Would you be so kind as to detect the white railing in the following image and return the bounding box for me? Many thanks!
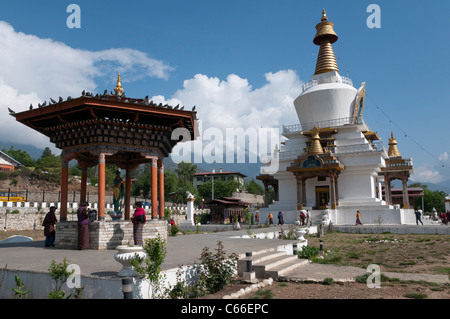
[386,158,413,169]
[334,140,387,155]
[301,76,353,93]
[283,116,365,134]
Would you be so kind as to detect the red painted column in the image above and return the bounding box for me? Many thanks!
[158,159,164,219]
[60,156,69,221]
[98,153,106,220]
[125,168,132,220]
[80,165,87,204]
[151,158,158,219]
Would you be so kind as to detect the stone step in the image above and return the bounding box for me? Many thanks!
[264,256,309,280]
[251,252,305,279]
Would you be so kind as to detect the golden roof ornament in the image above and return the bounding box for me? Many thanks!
[308,126,324,155]
[114,73,124,96]
[388,132,401,157]
[313,9,339,75]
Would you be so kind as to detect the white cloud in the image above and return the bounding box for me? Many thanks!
[0,21,172,151]
[411,166,445,184]
[438,152,449,162]
[166,70,303,164]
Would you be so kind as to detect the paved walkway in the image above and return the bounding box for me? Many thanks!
[0,225,449,285]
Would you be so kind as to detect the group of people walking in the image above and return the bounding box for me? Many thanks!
[265,210,311,226]
[42,201,148,250]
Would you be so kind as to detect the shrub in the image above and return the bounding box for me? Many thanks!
[47,257,74,299]
[196,241,239,294]
[170,224,180,236]
[298,245,320,259]
[131,234,167,298]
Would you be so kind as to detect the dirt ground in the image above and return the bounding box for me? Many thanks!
[202,232,450,300]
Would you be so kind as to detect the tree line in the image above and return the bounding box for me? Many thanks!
[1,147,265,205]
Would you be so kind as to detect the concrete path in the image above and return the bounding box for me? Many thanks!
[0,224,448,285]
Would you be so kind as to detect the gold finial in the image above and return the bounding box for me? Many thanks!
[313,9,339,75]
[308,126,324,155]
[388,132,401,157]
[114,73,124,96]
[321,9,328,21]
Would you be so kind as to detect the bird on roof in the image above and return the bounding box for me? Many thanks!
[42,101,47,107]
[82,90,85,96]
[50,98,57,104]
[192,105,196,111]
[29,104,33,110]
[8,107,15,114]
[174,105,179,110]
[59,97,63,103]
[180,106,184,110]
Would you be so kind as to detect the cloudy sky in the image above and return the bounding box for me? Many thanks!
[0,0,449,184]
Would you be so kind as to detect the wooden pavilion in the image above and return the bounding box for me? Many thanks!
[11,75,198,249]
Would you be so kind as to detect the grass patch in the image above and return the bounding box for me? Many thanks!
[251,290,274,299]
[404,292,428,299]
[435,267,450,276]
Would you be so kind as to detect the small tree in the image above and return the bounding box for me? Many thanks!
[196,241,239,294]
[130,234,167,298]
[11,274,30,299]
[47,257,74,299]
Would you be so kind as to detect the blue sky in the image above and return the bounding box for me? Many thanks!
[0,0,449,184]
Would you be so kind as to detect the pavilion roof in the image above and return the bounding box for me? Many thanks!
[11,91,198,142]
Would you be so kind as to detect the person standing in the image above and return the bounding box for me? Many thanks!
[355,210,363,225]
[268,212,273,225]
[113,170,124,212]
[306,209,311,226]
[415,210,423,225]
[77,202,90,250]
[43,206,57,247]
[131,202,146,246]
[255,211,259,224]
[278,211,284,225]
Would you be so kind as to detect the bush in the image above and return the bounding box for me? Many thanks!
[131,234,167,298]
[197,241,239,294]
[170,224,180,236]
[298,245,320,259]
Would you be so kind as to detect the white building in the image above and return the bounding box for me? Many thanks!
[258,10,415,225]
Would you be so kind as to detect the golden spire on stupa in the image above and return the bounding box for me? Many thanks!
[114,73,124,96]
[313,9,339,75]
[388,132,402,157]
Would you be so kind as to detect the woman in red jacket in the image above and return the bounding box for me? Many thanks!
[131,202,146,246]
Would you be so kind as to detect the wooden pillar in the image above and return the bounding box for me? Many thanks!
[125,168,132,220]
[274,183,279,201]
[98,153,106,220]
[385,175,391,205]
[334,173,339,206]
[158,159,165,219]
[60,156,69,221]
[402,174,410,209]
[263,181,269,208]
[296,175,302,210]
[80,165,87,204]
[151,158,158,219]
[301,177,306,207]
[329,172,336,209]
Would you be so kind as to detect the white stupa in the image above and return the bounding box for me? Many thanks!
[258,10,415,225]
